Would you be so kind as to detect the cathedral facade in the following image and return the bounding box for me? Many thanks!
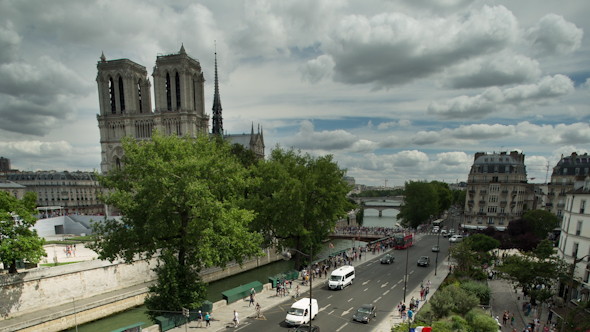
[96,45,264,173]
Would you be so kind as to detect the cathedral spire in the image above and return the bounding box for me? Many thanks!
[211,45,223,136]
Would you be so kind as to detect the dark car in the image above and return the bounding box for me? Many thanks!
[352,304,377,323]
[380,254,394,264]
[417,256,430,266]
[290,325,320,332]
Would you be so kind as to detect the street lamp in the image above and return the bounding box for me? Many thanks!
[283,244,314,329]
[560,252,590,332]
[403,236,410,303]
[435,226,441,276]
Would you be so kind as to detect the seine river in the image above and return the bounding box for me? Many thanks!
[64,202,400,331]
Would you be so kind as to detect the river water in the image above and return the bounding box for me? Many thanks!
[64,202,399,331]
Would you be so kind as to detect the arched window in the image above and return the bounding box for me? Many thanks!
[166,73,172,110]
[109,77,116,114]
[175,72,181,109]
[138,80,143,113]
[118,76,125,112]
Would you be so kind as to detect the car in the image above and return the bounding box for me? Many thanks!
[440,229,448,237]
[417,256,430,266]
[449,235,463,243]
[290,325,321,332]
[448,229,456,236]
[380,254,395,264]
[432,226,439,233]
[432,245,440,252]
[352,304,377,323]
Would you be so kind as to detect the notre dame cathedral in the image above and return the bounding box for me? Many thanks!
[96,45,264,173]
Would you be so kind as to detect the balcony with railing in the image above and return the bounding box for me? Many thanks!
[479,200,486,205]
[557,203,565,207]
[548,192,555,196]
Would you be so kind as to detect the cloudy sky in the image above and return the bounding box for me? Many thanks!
[0,0,589,187]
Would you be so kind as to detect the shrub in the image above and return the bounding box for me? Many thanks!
[469,314,498,332]
[430,288,455,318]
[461,281,491,304]
[451,315,470,332]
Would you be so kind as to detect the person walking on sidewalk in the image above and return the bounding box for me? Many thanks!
[249,292,255,307]
[205,312,211,328]
[197,310,203,328]
[233,310,239,328]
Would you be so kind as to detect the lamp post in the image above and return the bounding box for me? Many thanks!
[283,244,314,329]
[560,253,590,332]
[435,226,441,276]
[403,236,410,303]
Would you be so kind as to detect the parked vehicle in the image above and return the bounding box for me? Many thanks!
[380,254,395,264]
[417,256,430,266]
[329,266,355,290]
[285,298,318,326]
[352,304,377,323]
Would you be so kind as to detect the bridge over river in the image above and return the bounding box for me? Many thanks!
[328,232,396,243]
[351,196,404,217]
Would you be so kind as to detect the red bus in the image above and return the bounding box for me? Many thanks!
[393,233,414,249]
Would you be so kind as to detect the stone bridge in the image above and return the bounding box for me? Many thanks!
[351,196,404,217]
[328,232,395,243]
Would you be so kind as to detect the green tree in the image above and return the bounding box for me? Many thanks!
[89,131,263,315]
[452,189,466,209]
[431,181,453,215]
[522,210,560,239]
[397,181,438,228]
[449,241,475,273]
[447,285,480,316]
[229,142,259,169]
[497,240,567,304]
[356,206,364,227]
[430,287,455,318]
[245,146,353,269]
[464,234,500,253]
[0,191,46,274]
[461,281,491,304]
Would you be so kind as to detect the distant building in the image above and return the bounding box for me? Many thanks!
[0,157,10,171]
[0,172,26,199]
[6,171,105,215]
[343,176,355,187]
[545,152,590,221]
[558,175,590,301]
[463,151,527,231]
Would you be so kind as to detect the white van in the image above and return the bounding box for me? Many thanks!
[328,266,355,290]
[285,298,318,326]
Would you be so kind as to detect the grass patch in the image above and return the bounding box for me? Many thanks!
[45,240,81,245]
[69,235,96,241]
[40,261,83,266]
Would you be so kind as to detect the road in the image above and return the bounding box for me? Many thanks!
[233,229,451,332]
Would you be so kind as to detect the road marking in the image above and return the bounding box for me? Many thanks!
[327,295,333,299]
[348,298,353,302]
[383,290,390,295]
[364,288,369,292]
[374,296,382,302]
[341,307,354,316]
[329,310,335,315]
[319,304,331,312]
[376,280,381,283]
[391,285,397,289]
[336,323,349,331]
[398,279,403,284]
[362,280,370,285]
[409,270,414,275]
[381,282,388,288]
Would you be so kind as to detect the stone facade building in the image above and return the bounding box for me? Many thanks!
[6,171,104,215]
[546,152,590,221]
[462,151,527,231]
[558,175,590,301]
[0,172,26,199]
[96,46,264,173]
[0,157,10,171]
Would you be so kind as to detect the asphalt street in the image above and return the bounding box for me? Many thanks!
[229,231,450,332]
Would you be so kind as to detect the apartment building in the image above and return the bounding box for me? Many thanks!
[546,152,590,221]
[463,151,527,231]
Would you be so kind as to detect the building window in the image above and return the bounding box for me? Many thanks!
[581,200,586,214]
[489,196,498,203]
[573,242,579,257]
[505,176,509,182]
[175,72,181,108]
[487,217,494,224]
[477,217,483,224]
[576,221,582,236]
[483,176,487,182]
[118,76,125,112]
[575,168,580,175]
[563,168,567,175]
[500,207,505,213]
[499,218,504,225]
[479,207,484,213]
[166,73,172,110]
[109,77,116,114]
[468,217,472,224]
[483,166,488,173]
[505,166,510,173]
[488,206,497,213]
[494,166,498,173]
[138,80,143,113]
[492,176,499,182]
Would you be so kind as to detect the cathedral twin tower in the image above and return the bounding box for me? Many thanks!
[96,45,263,173]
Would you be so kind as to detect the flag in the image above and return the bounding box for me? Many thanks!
[329,243,334,248]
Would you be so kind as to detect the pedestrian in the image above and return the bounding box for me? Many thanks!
[233,310,239,328]
[503,311,508,325]
[511,314,515,327]
[401,310,407,323]
[255,302,262,318]
[249,292,254,307]
[205,312,211,328]
[547,310,553,324]
[197,310,203,328]
[426,280,431,288]
[397,301,402,317]
[408,309,413,322]
[296,285,300,298]
[420,288,425,300]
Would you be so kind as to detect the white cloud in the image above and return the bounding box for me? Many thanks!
[377,121,397,130]
[285,120,358,150]
[299,54,335,84]
[437,151,471,166]
[398,119,412,127]
[391,150,429,167]
[526,13,583,57]
[428,75,575,119]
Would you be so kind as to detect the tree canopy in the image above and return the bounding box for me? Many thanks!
[245,146,353,269]
[522,209,559,239]
[397,180,438,228]
[89,131,263,313]
[431,181,453,215]
[464,234,500,253]
[0,191,46,274]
